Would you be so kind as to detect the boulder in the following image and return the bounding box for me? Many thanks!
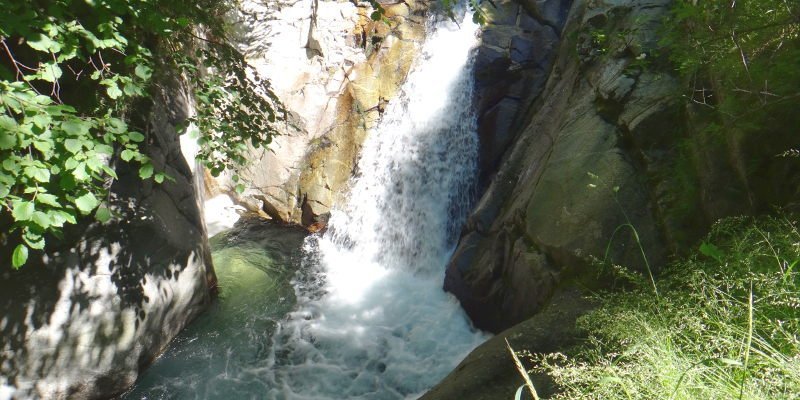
[421,289,593,400]
[0,80,216,399]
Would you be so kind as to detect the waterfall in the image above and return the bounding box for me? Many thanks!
[265,12,488,400]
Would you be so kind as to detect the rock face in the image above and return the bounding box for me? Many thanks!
[473,0,572,188]
[445,0,683,333]
[0,80,216,399]
[210,0,429,227]
[421,289,593,400]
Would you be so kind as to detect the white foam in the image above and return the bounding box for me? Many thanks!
[204,194,244,237]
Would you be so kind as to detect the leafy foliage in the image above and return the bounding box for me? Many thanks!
[665,0,800,124]
[519,215,800,399]
[661,0,800,207]
[0,0,282,268]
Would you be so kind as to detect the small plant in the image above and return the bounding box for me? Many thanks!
[587,172,659,298]
[507,339,540,400]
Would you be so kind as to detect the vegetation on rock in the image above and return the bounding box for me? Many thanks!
[662,0,800,216]
[0,0,282,268]
[518,215,800,399]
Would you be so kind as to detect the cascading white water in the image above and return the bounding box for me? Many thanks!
[264,13,488,400]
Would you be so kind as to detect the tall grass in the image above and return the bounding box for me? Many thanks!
[514,215,800,399]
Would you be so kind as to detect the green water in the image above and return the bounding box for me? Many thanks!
[121,218,307,399]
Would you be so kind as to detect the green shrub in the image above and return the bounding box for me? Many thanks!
[0,0,282,267]
[517,215,800,399]
[661,0,800,209]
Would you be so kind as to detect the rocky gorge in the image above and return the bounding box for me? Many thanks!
[1,0,798,399]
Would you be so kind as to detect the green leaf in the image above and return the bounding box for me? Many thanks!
[106,118,127,134]
[139,163,153,179]
[0,114,17,130]
[95,206,112,223]
[51,210,76,226]
[128,131,145,142]
[175,17,191,27]
[62,120,89,136]
[0,182,8,198]
[101,165,118,179]
[39,62,63,83]
[135,64,153,80]
[72,162,88,181]
[106,83,123,99]
[86,156,103,172]
[95,144,113,155]
[2,158,18,172]
[700,241,724,263]
[0,117,18,149]
[25,166,50,183]
[154,173,164,183]
[33,140,53,154]
[64,157,79,170]
[74,192,99,214]
[120,149,136,161]
[26,33,59,53]
[12,244,28,269]
[12,201,34,221]
[123,83,143,96]
[23,231,45,250]
[235,183,245,194]
[31,114,51,128]
[32,211,51,229]
[36,193,61,207]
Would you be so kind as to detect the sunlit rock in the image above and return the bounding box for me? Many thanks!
[207,0,429,227]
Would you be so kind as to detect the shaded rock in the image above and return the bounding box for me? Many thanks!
[473,0,572,190]
[448,0,674,333]
[482,27,515,49]
[478,97,521,178]
[510,36,535,63]
[421,289,593,400]
[0,79,215,399]
[486,0,519,26]
[517,0,571,30]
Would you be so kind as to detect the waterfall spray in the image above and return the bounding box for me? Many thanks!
[264,12,488,400]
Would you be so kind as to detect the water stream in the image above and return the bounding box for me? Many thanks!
[123,13,487,400]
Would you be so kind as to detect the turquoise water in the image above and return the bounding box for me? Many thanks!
[121,219,307,399]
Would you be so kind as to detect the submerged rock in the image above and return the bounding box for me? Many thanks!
[122,218,308,399]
